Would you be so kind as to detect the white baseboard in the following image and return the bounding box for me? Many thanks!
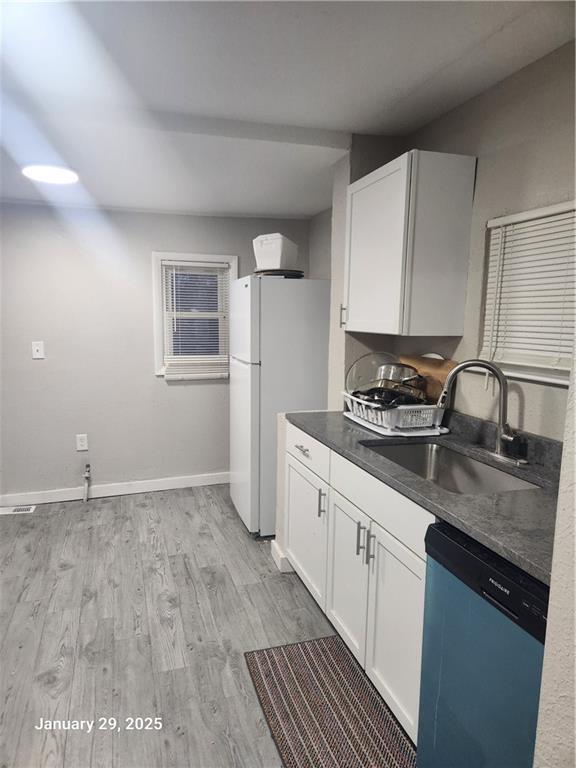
[0,471,230,507]
[271,539,294,573]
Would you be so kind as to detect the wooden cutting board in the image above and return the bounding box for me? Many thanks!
[398,355,458,401]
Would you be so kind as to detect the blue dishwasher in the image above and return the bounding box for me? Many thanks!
[417,523,548,768]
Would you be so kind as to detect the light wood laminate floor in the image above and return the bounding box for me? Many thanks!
[0,486,333,768]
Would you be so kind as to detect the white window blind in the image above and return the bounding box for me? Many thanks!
[480,202,575,381]
[161,260,230,380]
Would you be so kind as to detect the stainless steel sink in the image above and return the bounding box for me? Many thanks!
[361,442,538,495]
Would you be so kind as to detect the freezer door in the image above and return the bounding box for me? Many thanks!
[230,276,260,363]
[229,356,260,533]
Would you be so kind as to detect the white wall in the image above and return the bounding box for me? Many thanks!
[0,202,310,497]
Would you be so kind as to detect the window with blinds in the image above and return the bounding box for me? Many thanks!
[480,201,575,383]
[159,259,231,380]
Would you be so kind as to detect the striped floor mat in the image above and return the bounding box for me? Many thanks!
[245,635,416,768]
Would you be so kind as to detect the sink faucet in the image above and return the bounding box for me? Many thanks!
[437,359,528,466]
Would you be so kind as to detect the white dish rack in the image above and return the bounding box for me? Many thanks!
[343,391,449,437]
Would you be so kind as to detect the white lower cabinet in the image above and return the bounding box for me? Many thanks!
[364,521,426,743]
[284,427,430,745]
[326,491,370,664]
[284,454,329,610]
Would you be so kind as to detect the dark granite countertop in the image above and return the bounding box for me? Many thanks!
[286,411,562,584]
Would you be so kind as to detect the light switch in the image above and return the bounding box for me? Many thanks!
[32,341,45,359]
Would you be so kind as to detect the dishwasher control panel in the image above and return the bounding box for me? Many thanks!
[426,522,549,643]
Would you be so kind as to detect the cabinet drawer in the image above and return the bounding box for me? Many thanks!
[330,451,434,560]
[286,423,330,482]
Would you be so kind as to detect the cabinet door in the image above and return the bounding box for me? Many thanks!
[365,520,426,743]
[284,455,329,610]
[326,492,370,664]
[344,153,411,334]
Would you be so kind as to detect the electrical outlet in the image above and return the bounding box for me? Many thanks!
[76,434,89,451]
[32,341,45,359]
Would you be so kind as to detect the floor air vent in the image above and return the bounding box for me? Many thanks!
[0,505,36,515]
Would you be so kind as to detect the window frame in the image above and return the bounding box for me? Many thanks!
[479,200,575,388]
[152,251,238,380]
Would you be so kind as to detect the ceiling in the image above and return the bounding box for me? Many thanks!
[1,1,573,217]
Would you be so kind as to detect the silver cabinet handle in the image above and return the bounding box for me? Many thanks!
[365,532,376,565]
[317,489,326,518]
[339,304,347,328]
[356,521,367,556]
[295,444,310,458]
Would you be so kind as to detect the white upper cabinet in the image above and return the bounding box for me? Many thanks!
[343,149,476,336]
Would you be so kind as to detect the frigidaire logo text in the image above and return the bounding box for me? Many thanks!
[489,577,510,595]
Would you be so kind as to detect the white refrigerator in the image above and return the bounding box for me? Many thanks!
[229,275,330,536]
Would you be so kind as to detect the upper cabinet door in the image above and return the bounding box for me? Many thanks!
[343,150,476,336]
[344,153,411,334]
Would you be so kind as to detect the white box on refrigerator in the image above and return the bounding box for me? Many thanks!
[253,233,298,271]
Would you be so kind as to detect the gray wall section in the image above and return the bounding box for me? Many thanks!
[403,41,574,440]
[340,42,574,439]
[327,155,350,409]
[533,371,575,768]
[349,134,407,184]
[308,208,332,280]
[0,202,309,495]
